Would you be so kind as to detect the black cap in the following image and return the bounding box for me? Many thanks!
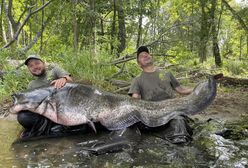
[137,46,149,59]
[24,55,43,65]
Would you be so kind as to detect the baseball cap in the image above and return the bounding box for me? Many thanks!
[137,46,149,59]
[24,55,43,65]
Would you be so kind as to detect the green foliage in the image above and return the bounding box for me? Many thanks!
[0,68,30,102]
[222,59,248,77]
[0,49,31,102]
[60,49,118,90]
[180,56,248,79]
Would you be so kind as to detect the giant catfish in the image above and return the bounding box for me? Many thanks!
[10,76,217,131]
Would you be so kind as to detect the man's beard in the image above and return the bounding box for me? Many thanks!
[32,68,46,77]
[143,60,153,67]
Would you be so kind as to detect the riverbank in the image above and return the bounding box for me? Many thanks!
[193,86,248,122]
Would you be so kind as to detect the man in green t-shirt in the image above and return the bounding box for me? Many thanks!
[25,55,73,89]
[17,55,86,138]
[128,46,193,144]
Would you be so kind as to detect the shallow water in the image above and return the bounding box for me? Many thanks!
[0,118,248,168]
[0,119,21,168]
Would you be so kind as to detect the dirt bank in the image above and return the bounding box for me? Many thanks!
[193,87,248,122]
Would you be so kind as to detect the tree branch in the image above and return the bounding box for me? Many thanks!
[21,14,52,53]
[222,0,248,34]
[2,0,53,49]
[7,0,18,32]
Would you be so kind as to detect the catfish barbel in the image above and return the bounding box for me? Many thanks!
[10,76,217,131]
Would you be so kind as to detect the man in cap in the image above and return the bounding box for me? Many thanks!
[18,55,85,138]
[24,55,72,89]
[128,46,193,144]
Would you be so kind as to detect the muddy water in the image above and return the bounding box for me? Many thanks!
[0,119,21,167]
[1,117,248,168]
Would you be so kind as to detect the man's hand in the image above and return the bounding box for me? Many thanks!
[132,93,141,99]
[50,77,67,89]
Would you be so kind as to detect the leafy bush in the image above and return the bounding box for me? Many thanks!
[223,59,247,77]
[60,49,119,90]
[0,68,30,102]
[0,49,31,102]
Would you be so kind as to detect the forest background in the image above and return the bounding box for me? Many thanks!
[0,0,248,104]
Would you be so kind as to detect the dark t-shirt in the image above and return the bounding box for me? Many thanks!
[128,69,180,101]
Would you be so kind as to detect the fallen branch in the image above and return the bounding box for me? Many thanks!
[114,86,130,93]
[219,76,248,86]
[188,70,248,86]
[110,63,126,79]
[110,79,130,87]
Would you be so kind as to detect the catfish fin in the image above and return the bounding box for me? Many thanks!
[101,111,140,130]
[88,120,97,133]
[140,112,185,128]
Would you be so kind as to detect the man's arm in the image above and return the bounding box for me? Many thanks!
[128,77,141,99]
[50,67,73,89]
[51,75,73,89]
[175,86,193,95]
[168,72,193,95]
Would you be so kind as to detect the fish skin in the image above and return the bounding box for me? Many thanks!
[10,76,216,130]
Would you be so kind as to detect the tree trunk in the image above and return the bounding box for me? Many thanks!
[7,0,18,33]
[29,21,32,45]
[239,35,242,60]
[247,34,248,57]
[72,0,79,51]
[198,0,208,63]
[40,0,45,53]
[0,0,3,43]
[136,0,143,48]
[100,18,104,36]
[210,0,222,67]
[111,0,117,54]
[117,0,126,56]
[189,0,194,52]
[3,0,13,41]
[90,0,96,54]
[1,12,7,44]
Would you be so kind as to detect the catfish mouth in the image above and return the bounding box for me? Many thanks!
[9,94,27,113]
[9,94,18,113]
[11,94,17,106]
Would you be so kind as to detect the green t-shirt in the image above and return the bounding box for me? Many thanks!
[28,66,70,90]
[128,69,180,101]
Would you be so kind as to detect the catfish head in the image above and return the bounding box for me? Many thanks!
[10,88,53,114]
